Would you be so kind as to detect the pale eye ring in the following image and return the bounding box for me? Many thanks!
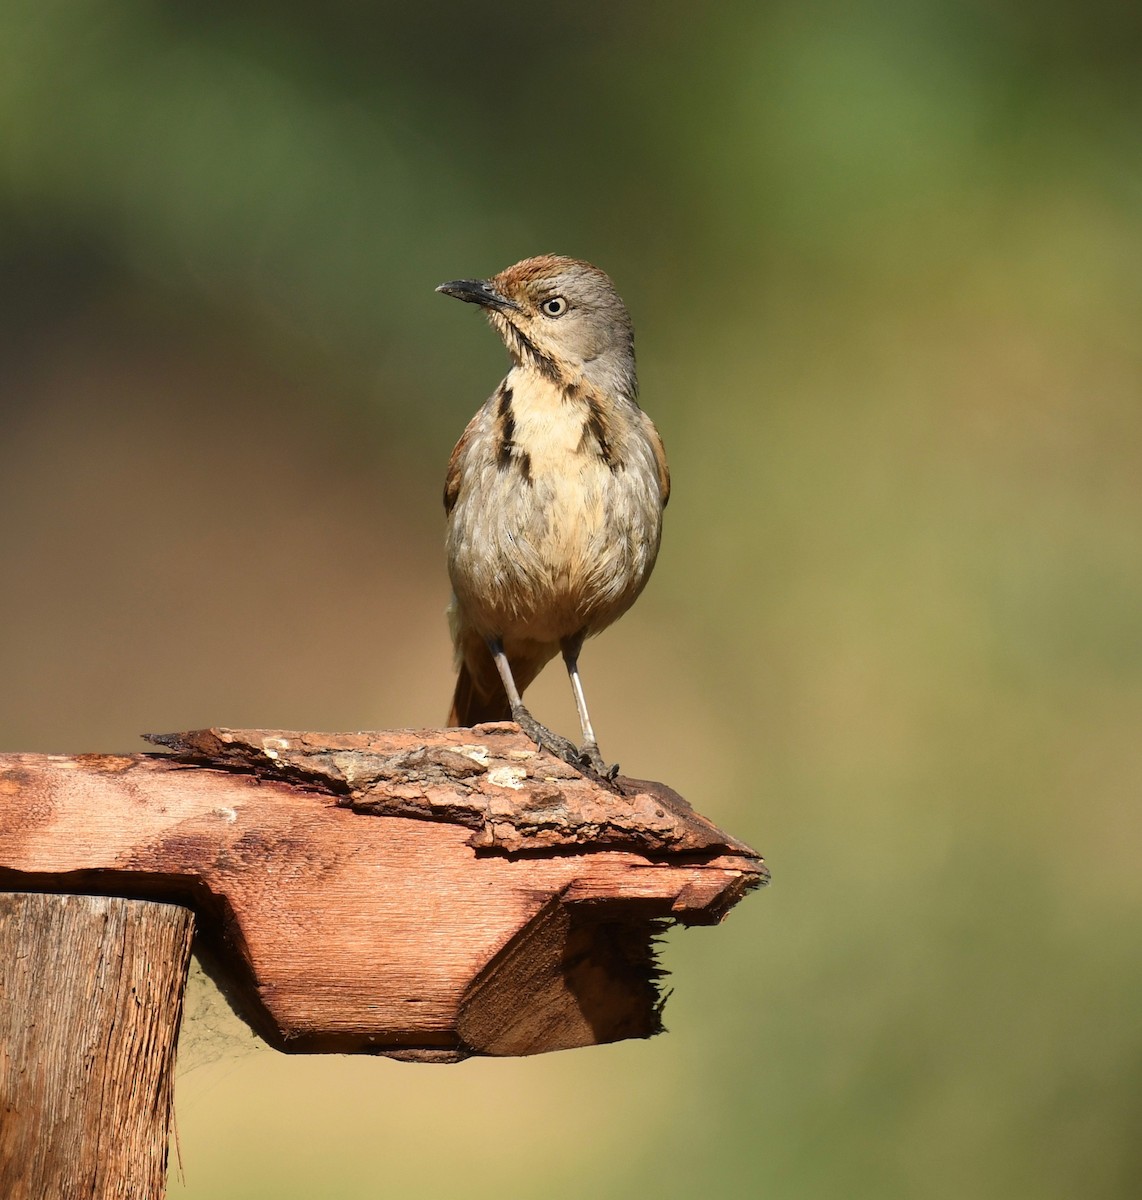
[541,296,568,317]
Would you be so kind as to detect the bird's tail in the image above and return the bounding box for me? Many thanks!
[447,634,557,728]
[448,660,512,727]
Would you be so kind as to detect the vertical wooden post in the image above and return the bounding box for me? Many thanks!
[0,892,195,1200]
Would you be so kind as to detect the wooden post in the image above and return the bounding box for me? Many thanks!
[0,892,194,1200]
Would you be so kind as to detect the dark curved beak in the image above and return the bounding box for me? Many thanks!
[435,278,520,313]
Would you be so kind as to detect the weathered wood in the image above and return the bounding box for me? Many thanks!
[0,725,765,1058]
[143,725,755,858]
[0,892,194,1200]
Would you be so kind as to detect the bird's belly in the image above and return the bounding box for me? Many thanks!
[448,457,661,644]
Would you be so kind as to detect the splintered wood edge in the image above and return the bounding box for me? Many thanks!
[144,725,768,869]
[455,898,671,1056]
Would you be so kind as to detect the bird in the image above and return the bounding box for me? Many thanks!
[437,254,669,777]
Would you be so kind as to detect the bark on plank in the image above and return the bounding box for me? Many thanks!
[144,724,756,859]
[0,726,765,1059]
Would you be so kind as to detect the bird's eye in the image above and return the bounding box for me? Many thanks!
[541,296,568,317]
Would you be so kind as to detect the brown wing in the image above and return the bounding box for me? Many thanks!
[443,410,482,515]
[644,413,671,507]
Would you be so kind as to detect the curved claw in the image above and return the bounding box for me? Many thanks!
[578,741,619,781]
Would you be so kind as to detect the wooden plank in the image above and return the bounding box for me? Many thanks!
[0,726,765,1057]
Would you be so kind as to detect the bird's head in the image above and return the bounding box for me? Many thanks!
[437,255,636,399]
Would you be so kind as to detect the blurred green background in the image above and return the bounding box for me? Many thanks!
[2,1,1140,1196]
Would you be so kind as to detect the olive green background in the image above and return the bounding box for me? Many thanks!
[2,2,1139,1197]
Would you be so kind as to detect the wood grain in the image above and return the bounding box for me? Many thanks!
[0,892,194,1200]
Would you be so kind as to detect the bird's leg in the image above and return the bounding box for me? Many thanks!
[486,638,582,766]
[561,632,618,779]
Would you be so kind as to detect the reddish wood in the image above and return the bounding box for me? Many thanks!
[0,726,765,1058]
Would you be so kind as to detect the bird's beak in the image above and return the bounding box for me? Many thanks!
[435,278,521,313]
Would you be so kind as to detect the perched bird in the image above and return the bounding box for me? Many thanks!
[437,255,669,775]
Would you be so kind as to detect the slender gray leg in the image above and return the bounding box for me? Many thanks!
[487,637,581,765]
[561,632,616,778]
[487,637,525,711]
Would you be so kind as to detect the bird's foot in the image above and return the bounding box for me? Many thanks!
[511,706,583,768]
[511,709,619,782]
[578,740,619,781]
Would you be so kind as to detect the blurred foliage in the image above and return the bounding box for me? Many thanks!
[1,2,1140,1198]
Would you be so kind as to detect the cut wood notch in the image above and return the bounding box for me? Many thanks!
[0,725,765,1060]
